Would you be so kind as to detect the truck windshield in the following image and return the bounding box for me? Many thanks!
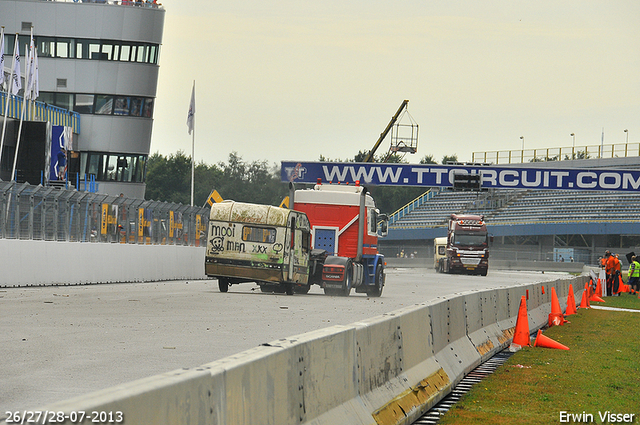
[453,232,487,246]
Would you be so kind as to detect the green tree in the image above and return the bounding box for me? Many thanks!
[145,150,192,204]
[420,154,437,164]
[442,154,458,164]
[145,151,285,206]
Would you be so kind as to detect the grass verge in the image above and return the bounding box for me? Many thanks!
[593,292,640,310]
[439,299,640,425]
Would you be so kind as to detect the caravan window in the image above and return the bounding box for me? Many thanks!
[242,226,276,244]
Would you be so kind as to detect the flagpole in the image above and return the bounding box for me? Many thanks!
[187,80,195,207]
[191,105,195,207]
[0,31,17,170]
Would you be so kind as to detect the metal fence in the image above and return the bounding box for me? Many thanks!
[472,142,640,164]
[0,181,209,246]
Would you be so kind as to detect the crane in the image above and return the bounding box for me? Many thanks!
[363,100,418,163]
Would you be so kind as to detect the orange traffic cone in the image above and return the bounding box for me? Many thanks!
[618,276,628,294]
[596,278,603,297]
[548,287,567,327]
[579,290,589,309]
[590,293,606,303]
[566,284,577,315]
[512,295,530,347]
[533,329,569,350]
[579,283,590,309]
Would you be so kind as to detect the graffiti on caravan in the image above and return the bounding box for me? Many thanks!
[281,162,640,192]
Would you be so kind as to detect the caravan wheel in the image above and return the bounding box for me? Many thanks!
[218,278,229,293]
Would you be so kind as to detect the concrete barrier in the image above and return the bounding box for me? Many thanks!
[384,257,585,273]
[16,275,589,425]
[0,239,206,286]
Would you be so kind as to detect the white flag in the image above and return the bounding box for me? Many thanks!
[32,47,39,100]
[0,29,5,87]
[186,82,195,135]
[11,36,21,95]
[24,30,37,99]
[24,45,31,100]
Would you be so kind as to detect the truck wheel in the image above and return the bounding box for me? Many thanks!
[262,285,287,294]
[481,269,488,277]
[323,287,338,296]
[294,284,311,294]
[285,283,294,295]
[341,265,352,296]
[367,264,384,297]
[218,278,229,293]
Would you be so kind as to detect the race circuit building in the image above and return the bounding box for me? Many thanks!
[0,0,165,198]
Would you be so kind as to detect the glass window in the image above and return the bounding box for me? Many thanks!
[242,226,277,244]
[118,156,133,182]
[112,45,120,62]
[39,92,55,106]
[104,155,118,181]
[369,209,378,234]
[142,98,154,118]
[136,45,147,63]
[56,38,73,58]
[149,45,158,64]
[5,34,15,55]
[134,155,146,182]
[100,43,113,61]
[453,231,487,246]
[89,41,101,59]
[37,37,55,58]
[54,93,73,110]
[76,39,89,59]
[74,94,95,114]
[113,97,130,115]
[81,153,147,182]
[18,35,30,53]
[79,153,88,180]
[120,44,131,62]
[130,98,143,117]
[95,95,113,115]
[85,153,101,178]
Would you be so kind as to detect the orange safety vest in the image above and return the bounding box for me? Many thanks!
[606,256,616,274]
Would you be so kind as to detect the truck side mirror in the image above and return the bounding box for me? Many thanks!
[378,214,388,237]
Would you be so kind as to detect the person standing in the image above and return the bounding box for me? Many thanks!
[628,256,640,295]
[612,253,622,295]
[56,147,67,181]
[604,251,614,296]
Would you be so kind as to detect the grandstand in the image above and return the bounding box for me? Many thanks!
[382,157,640,265]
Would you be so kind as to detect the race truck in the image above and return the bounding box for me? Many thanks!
[434,213,490,276]
[204,180,388,296]
[292,180,387,297]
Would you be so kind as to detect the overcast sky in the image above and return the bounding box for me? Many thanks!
[150,1,640,167]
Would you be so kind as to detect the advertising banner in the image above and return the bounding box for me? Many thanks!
[50,126,72,181]
[281,161,640,192]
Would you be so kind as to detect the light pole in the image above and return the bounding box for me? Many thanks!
[624,129,629,144]
[520,136,524,162]
[624,129,629,157]
[571,133,575,159]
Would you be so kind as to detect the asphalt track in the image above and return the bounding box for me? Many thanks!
[0,268,568,414]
